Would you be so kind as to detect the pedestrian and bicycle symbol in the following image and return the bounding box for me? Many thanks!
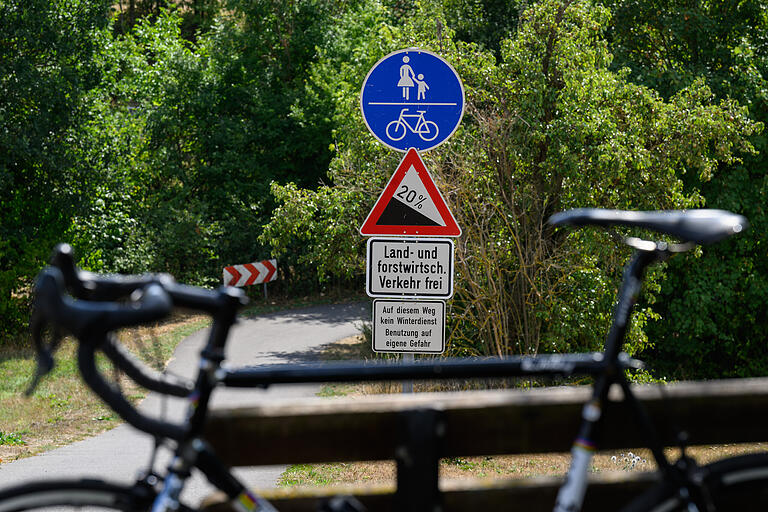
[361,49,465,152]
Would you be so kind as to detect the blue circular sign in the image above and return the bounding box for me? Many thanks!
[360,48,465,152]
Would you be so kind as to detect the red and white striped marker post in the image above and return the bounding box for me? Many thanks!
[223,259,278,298]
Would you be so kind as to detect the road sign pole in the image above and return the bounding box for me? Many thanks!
[402,352,414,394]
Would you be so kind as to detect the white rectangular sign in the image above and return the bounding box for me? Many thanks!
[372,299,445,354]
[366,237,454,298]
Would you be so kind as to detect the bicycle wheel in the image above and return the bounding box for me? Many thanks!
[418,121,439,141]
[385,120,407,141]
[0,479,157,512]
[621,453,768,511]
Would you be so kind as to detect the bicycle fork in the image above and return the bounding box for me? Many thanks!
[149,438,278,512]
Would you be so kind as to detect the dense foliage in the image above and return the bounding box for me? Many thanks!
[601,0,768,377]
[69,3,349,282]
[1,0,766,379]
[263,0,758,360]
[1,0,110,338]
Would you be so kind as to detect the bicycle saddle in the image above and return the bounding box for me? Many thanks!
[548,208,748,245]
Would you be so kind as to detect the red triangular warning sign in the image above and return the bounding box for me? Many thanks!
[360,148,461,237]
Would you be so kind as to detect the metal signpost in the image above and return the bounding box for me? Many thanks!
[360,47,464,391]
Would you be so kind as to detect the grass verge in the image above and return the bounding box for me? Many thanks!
[0,290,365,465]
[279,444,768,488]
[0,312,209,464]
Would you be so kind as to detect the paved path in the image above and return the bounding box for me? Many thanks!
[0,302,368,505]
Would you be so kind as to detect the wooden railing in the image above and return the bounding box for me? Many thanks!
[203,377,768,511]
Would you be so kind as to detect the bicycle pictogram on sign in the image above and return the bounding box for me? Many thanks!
[386,109,439,142]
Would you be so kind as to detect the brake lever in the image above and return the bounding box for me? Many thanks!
[25,310,64,396]
[25,361,52,397]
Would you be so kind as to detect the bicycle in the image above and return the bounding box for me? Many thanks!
[0,208,765,512]
[385,109,439,142]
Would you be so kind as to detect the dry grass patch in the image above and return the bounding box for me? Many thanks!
[439,443,768,481]
[279,444,768,489]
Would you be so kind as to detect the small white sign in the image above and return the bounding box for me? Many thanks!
[366,237,454,298]
[372,299,445,353]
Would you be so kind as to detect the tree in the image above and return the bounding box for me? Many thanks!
[263,0,759,358]
[260,0,399,288]
[0,0,109,339]
[134,1,355,279]
[68,2,362,286]
[602,0,768,377]
[443,0,528,55]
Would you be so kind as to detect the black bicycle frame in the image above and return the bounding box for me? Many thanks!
[164,244,681,512]
[219,353,636,387]
[65,242,686,512]
[552,247,685,511]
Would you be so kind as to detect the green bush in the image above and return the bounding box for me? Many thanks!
[602,0,768,378]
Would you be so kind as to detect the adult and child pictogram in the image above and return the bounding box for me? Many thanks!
[397,55,430,101]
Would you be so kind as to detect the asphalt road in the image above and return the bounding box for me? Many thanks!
[0,301,369,505]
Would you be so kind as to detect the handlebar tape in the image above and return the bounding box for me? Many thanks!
[49,245,246,314]
[78,342,187,441]
[34,267,172,339]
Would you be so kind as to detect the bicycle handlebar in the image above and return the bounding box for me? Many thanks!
[30,247,252,440]
[34,268,172,338]
[30,249,198,398]
[45,244,246,393]
[50,244,247,314]
[31,265,194,438]
[77,340,187,440]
